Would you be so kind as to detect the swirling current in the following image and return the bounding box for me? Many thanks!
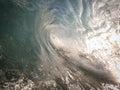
[0,0,120,90]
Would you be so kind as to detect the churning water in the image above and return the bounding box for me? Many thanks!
[0,0,120,89]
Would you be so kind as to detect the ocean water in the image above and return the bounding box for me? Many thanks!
[0,0,120,89]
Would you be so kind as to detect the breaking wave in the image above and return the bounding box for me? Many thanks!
[32,0,120,89]
[2,0,120,89]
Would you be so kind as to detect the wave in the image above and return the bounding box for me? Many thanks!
[3,0,120,89]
